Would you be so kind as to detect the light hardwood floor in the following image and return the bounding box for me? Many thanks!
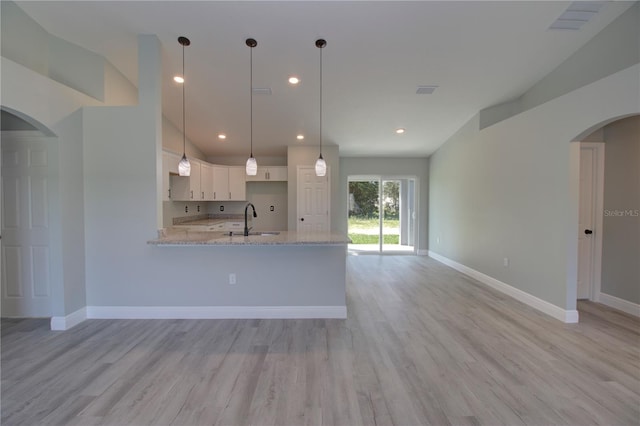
[2,256,639,425]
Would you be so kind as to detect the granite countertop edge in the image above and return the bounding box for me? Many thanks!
[148,229,351,246]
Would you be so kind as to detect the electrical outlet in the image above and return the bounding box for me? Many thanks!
[220,205,224,212]
[197,205,200,212]
[229,273,236,285]
[185,205,188,213]
[270,205,274,212]
[436,237,440,244]
[503,257,509,267]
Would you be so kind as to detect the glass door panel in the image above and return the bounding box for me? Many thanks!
[348,180,380,253]
[382,180,401,251]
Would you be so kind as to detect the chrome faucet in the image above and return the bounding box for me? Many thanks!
[244,203,257,236]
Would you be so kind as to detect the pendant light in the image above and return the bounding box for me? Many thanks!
[315,39,327,177]
[245,38,258,176]
[177,36,191,176]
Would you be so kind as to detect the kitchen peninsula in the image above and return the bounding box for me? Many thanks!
[145,219,350,320]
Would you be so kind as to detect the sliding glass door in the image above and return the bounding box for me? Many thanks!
[348,176,416,254]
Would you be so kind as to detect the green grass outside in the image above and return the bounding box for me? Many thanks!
[348,217,399,230]
[348,234,400,244]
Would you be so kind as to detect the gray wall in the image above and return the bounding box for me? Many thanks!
[428,63,640,311]
[338,157,429,252]
[601,116,640,303]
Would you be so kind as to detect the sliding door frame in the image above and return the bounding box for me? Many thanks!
[347,174,419,254]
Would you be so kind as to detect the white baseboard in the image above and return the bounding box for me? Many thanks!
[86,305,347,320]
[598,293,640,317]
[50,307,87,331]
[428,251,579,323]
[417,249,429,256]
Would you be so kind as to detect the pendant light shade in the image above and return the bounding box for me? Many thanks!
[246,156,257,176]
[246,38,258,176]
[179,153,191,176]
[315,39,327,177]
[177,36,191,177]
[315,155,327,176]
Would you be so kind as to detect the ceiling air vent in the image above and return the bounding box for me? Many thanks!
[416,85,438,95]
[548,1,606,30]
[252,87,272,95]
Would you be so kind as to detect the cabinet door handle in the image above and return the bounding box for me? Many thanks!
[214,192,216,200]
[202,191,204,199]
[168,188,171,199]
[190,190,193,199]
[229,192,231,200]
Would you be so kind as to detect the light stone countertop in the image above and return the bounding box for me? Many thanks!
[148,228,351,246]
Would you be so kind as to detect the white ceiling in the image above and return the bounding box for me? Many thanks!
[16,1,634,158]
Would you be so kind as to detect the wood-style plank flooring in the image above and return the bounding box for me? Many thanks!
[2,256,639,425]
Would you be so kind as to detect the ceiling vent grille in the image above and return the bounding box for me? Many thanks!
[416,85,438,95]
[548,1,606,30]
[252,87,272,95]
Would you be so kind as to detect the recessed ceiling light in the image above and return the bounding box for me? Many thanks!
[396,128,405,134]
[173,75,184,83]
[288,76,300,85]
[218,134,227,140]
[296,134,304,140]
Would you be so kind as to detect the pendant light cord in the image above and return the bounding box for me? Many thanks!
[250,43,253,158]
[319,44,323,159]
[182,42,186,155]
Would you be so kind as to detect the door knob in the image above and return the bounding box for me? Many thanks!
[585,229,593,235]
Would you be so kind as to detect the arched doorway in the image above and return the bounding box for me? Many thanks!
[573,114,640,317]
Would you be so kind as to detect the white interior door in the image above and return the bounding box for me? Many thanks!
[2,133,53,316]
[297,166,330,232]
[577,144,605,300]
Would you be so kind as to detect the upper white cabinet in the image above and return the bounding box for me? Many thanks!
[245,166,287,182]
[228,167,247,200]
[200,163,214,200]
[171,160,201,201]
[164,153,247,202]
[162,151,181,201]
[212,166,246,201]
[212,165,229,201]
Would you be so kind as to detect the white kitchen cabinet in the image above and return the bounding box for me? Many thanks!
[171,159,201,201]
[245,166,287,182]
[228,167,246,200]
[200,162,214,200]
[212,165,229,201]
[162,151,181,201]
[210,166,246,201]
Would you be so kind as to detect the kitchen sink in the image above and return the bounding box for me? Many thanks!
[227,231,280,236]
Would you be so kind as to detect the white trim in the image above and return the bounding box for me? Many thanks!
[86,305,347,320]
[598,293,640,317]
[50,307,87,330]
[417,249,429,256]
[428,251,579,323]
